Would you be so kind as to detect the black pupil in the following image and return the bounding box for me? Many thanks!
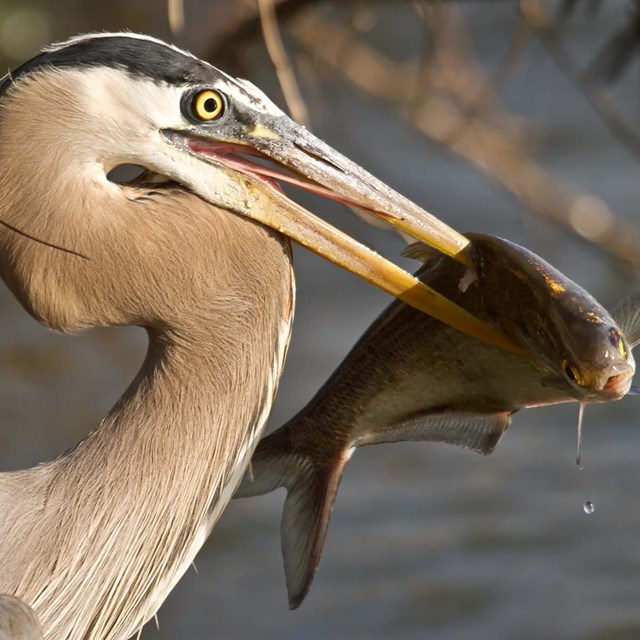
[203,97,218,113]
[608,328,621,347]
[565,365,576,381]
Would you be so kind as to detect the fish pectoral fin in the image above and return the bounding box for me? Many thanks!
[234,425,349,610]
[612,290,640,348]
[357,410,512,455]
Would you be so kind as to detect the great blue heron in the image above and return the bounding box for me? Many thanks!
[0,33,517,640]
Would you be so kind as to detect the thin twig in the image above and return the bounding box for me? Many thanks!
[406,1,438,118]
[519,0,640,164]
[167,0,185,36]
[440,21,531,146]
[257,0,310,127]
[408,2,526,142]
[290,9,640,269]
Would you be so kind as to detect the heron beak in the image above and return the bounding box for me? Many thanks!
[174,119,522,354]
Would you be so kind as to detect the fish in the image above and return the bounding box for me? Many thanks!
[235,233,640,609]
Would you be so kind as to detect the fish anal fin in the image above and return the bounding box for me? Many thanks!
[612,290,640,348]
[357,410,512,455]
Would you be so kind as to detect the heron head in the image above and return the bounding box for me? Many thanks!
[0,33,516,349]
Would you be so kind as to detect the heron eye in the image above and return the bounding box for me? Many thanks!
[191,89,224,121]
[562,359,579,383]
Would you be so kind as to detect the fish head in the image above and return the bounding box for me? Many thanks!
[469,233,635,402]
[552,298,635,401]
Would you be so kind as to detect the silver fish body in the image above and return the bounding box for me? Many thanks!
[236,233,639,608]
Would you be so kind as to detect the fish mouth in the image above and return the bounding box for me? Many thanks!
[600,369,634,399]
[580,365,635,401]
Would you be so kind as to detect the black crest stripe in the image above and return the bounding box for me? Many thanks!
[0,36,219,96]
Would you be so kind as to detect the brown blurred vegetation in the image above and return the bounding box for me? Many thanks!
[1,0,639,266]
[0,1,639,449]
[0,4,639,635]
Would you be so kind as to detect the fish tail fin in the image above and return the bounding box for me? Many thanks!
[282,455,348,609]
[235,425,349,609]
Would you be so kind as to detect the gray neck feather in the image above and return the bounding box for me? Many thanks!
[1,295,292,640]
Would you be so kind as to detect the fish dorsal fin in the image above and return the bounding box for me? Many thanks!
[611,290,640,348]
[356,411,512,455]
[401,241,442,264]
[234,425,348,610]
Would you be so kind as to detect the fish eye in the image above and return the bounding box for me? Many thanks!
[188,89,225,122]
[608,327,627,359]
[562,359,579,384]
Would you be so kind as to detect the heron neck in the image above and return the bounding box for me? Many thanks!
[84,322,291,502]
[54,301,291,638]
[3,223,294,640]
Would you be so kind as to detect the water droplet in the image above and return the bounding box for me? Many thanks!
[583,501,594,515]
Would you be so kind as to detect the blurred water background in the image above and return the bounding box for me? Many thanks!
[1,1,640,638]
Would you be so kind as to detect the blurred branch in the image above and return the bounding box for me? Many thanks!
[289,6,640,268]
[206,0,335,65]
[439,21,531,146]
[257,0,310,126]
[168,0,185,35]
[583,11,640,84]
[411,1,529,145]
[519,0,640,163]
[557,0,606,25]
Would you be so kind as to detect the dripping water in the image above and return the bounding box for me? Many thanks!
[576,401,586,469]
[575,402,594,514]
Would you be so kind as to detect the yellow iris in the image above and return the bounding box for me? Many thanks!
[191,89,224,121]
